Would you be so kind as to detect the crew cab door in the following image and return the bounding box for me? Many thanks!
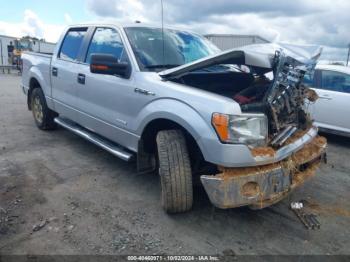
[310,69,350,133]
[51,27,88,122]
[73,27,140,150]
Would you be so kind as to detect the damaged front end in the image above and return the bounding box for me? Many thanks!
[201,134,327,209]
[161,43,323,148]
[237,46,321,144]
[201,46,326,209]
[161,43,326,209]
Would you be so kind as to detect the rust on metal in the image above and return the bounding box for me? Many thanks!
[217,163,281,180]
[220,135,326,180]
[250,126,322,158]
[203,134,328,209]
[291,136,327,165]
[305,89,319,102]
[291,161,320,187]
[250,147,276,157]
[241,182,260,197]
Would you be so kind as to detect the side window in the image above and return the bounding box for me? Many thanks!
[59,28,87,61]
[85,28,127,64]
[321,70,350,93]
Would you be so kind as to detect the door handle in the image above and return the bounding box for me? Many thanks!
[77,73,86,85]
[134,88,155,96]
[52,67,58,77]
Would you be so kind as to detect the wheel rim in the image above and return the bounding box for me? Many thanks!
[32,96,43,124]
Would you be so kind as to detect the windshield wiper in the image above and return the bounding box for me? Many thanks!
[144,64,181,70]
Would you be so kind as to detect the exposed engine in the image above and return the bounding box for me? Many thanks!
[167,45,320,147]
[235,50,317,146]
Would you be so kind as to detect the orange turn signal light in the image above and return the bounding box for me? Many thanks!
[212,113,229,141]
[91,64,109,71]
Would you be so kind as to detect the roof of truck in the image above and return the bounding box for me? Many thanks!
[66,22,188,32]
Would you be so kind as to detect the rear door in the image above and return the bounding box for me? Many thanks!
[311,69,350,132]
[51,27,88,122]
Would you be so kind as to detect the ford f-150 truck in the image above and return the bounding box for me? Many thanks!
[21,23,327,213]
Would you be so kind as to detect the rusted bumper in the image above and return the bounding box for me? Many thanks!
[201,136,327,209]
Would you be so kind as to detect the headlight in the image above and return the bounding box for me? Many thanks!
[212,113,268,146]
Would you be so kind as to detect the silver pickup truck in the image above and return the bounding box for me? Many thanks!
[21,23,327,213]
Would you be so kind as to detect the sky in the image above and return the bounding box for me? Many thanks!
[0,0,349,62]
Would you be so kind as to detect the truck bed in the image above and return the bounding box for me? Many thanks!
[21,51,53,100]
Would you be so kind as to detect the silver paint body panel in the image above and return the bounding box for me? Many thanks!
[21,23,321,167]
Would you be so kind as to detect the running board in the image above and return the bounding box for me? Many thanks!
[54,117,134,162]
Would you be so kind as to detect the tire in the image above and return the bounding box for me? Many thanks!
[156,130,193,213]
[30,88,57,130]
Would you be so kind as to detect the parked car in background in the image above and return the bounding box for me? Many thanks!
[305,65,350,136]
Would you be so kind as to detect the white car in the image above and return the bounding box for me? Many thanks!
[305,64,350,136]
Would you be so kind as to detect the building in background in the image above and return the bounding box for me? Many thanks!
[205,34,270,50]
[0,35,56,66]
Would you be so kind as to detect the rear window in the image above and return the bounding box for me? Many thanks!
[59,28,87,61]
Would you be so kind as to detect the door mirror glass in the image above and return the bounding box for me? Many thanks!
[90,54,131,78]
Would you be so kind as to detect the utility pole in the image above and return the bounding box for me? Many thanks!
[0,39,3,66]
[347,43,350,66]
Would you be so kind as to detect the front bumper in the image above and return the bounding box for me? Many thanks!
[200,126,319,167]
[200,135,327,209]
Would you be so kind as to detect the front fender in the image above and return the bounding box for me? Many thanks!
[135,98,217,159]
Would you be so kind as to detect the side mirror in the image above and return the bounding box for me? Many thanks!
[90,54,131,79]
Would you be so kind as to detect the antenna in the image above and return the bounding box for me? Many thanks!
[161,0,165,67]
[347,43,350,66]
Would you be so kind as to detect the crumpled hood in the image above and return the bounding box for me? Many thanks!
[159,43,322,79]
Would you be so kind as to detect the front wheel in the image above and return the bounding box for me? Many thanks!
[156,130,193,213]
[31,88,57,130]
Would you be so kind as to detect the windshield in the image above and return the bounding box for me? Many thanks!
[125,27,220,71]
[15,40,32,50]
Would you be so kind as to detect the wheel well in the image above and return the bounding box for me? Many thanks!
[28,78,41,110]
[140,119,207,173]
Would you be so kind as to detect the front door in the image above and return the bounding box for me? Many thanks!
[311,69,350,133]
[74,27,139,150]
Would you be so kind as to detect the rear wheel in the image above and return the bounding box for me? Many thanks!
[156,130,193,213]
[31,88,57,130]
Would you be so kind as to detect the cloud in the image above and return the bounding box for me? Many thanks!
[320,46,349,63]
[86,0,153,23]
[1,2,347,61]
[23,10,44,37]
[64,13,73,24]
[163,0,324,23]
[86,0,350,52]
[0,9,64,42]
